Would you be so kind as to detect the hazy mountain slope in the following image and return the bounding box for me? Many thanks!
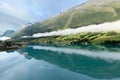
[13,0,120,38]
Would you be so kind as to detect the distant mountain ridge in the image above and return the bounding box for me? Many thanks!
[12,0,120,38]
[2,30,15,37]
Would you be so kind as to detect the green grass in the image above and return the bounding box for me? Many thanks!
[22,32,119,45]
[92,35,120,44]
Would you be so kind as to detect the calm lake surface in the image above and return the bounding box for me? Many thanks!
[0,44,120,80]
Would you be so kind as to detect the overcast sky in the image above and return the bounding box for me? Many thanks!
[0,0,87,33]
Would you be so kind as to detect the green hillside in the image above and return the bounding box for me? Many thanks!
[13,0,120,38]
[24,32,119,45]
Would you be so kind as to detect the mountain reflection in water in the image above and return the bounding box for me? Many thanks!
[17,44,120,79]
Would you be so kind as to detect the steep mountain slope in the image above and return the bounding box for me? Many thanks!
[13,0,120,38]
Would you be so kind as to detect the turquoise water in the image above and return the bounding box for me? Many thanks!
[0,44,120,80]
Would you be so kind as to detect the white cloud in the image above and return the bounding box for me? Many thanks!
[0,2,28,21]
[0,37,11,41]
[0,2,15,12]
[0,0,87,23]
[32,20,120,38]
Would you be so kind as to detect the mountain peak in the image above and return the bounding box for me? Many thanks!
[2,30,15,37]
[89,0,103,2]
[88,0,118,3]
[85,0,120,6]
[87,0,105,5]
